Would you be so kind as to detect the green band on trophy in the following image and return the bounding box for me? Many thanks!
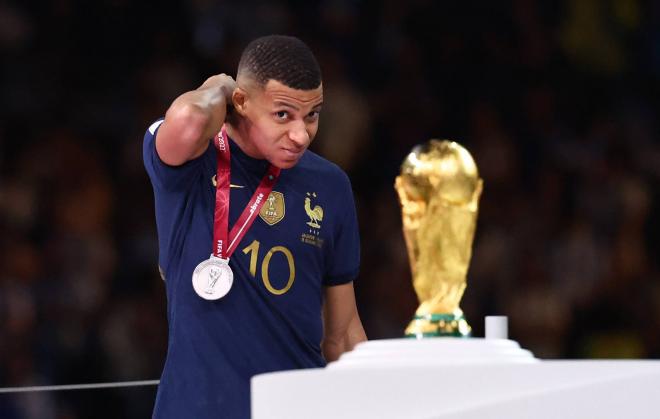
[405,311,472,338]
[395,140,483,339]
[413,313,461,322]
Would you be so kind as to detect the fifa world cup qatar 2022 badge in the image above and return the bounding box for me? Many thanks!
[192,125,280,301]
[192,256,234,300]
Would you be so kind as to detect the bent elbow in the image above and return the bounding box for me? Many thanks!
[157,104,211,165]
[165,103,209,145]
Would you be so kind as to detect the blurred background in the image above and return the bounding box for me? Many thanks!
[1,0,660,417]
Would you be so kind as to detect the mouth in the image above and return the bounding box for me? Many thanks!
[281,148,304,160]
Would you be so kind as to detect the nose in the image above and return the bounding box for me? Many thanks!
[288,120,310,149]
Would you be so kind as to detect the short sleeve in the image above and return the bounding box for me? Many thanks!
[323,172,360,286]
[142,118,211,191]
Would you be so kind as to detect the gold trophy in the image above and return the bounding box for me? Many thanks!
[395,140,483,337]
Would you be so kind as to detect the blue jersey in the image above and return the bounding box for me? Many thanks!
[143,120,360,419]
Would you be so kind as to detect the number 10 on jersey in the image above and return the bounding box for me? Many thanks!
[242,240,296,295]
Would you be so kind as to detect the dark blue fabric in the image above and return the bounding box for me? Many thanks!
[143,120,360,419]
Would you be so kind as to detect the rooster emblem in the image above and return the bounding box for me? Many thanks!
[304,192,324,229]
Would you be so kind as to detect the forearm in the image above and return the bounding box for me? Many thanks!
[166,85,228,145]
[322,315,367,362]
[157,74,236,166]
[322,339,345,363]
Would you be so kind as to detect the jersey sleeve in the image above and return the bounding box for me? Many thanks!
[142,118,211,191]
[323,172,360,286]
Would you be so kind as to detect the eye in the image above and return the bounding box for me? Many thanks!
[307,110,320,120]
[275,110,289,121]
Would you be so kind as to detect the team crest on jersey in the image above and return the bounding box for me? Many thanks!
[304,192,324,229]
[259,191,285,226]
[301,192,325,248]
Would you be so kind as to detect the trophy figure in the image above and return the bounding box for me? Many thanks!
[206,267,221,295]
[395,140,483,337]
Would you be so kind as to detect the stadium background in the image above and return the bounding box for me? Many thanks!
[1,0,659,417]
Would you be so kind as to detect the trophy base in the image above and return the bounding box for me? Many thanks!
[405,312,471,338]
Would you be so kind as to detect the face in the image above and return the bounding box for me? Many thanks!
[236,79,323,169]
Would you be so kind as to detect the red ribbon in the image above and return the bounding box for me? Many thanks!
[212,126,280,259]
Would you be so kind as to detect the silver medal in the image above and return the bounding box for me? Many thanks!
[192,256,233,300]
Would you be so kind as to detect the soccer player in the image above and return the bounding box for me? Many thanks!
[143,35,367,418]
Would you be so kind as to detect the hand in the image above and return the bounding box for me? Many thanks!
[200,73,237,102]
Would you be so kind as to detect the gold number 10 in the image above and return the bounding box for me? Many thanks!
[242,240,296,295]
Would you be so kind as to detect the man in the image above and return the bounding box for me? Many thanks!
[143,35,367,418]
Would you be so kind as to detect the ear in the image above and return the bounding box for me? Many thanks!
[231,87,248,116]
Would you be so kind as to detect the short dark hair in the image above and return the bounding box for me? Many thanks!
[237,35,322,90]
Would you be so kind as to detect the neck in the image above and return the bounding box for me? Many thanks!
[225,117,264,160]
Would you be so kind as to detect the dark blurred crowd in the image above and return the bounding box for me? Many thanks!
[1,0,659,417]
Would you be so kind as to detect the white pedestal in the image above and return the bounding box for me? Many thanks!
[252,338,660,419]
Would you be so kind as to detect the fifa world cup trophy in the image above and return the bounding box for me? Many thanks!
[395,140,483,337]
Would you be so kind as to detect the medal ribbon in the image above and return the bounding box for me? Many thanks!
[212,125,280,260]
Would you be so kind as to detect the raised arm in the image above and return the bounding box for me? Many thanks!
[156,74,237,166]
[322,282,367,362]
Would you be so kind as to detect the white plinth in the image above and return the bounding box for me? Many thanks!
[252,338,660,419]
[329,337,536,368]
